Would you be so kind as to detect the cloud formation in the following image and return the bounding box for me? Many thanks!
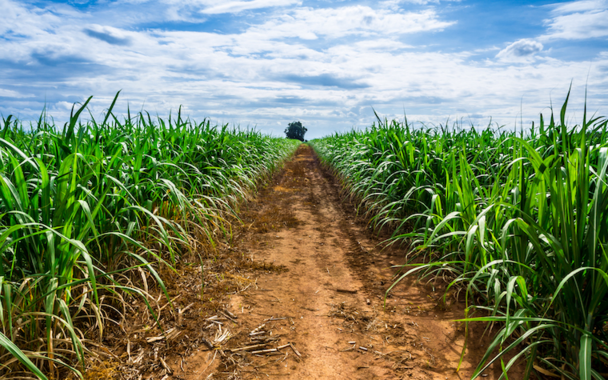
[84,26,132,46]
[496,39,543,61]
[279,74,370,89]
[0,0,606,138]
[0,88,34,98]
[543,0,608,40]
[245,6,454,40]
[200,0,301,14]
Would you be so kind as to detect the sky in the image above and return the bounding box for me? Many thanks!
[1,0,607,138]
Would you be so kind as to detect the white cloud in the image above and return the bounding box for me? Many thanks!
[0,89,34,98]
[200,0,300,14]
[0,0,62,37]
[382,0,437,6]
[551,0,606,14]
[496,39,543,61]
[542,0,608,40]
[352,39,414,51]
[83,25,133,45]
[0,0,606,138]
[381,0,459,7]
[146,0,300,18]
[246,6,454,40]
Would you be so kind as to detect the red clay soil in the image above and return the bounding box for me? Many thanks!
[168,145,526,380]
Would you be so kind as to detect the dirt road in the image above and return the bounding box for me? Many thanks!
[175,145,521,379]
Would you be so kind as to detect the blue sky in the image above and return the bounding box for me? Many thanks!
[1,0,607,138]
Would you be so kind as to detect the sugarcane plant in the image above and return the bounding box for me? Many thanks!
[0,92,300,379]
[310,91,608,379]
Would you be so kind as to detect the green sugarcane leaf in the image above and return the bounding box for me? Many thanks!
[580,333,592,380]
[0,331,48,380]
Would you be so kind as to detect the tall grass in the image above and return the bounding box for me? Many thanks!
[0,93,300,379]
[310,93,608,379]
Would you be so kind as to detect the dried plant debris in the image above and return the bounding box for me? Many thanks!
[62,238,283,380]
[327,302,433,376]
[201,317,302,379]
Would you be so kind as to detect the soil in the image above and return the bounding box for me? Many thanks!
[105,145,526,380]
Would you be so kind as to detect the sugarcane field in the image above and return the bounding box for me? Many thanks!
[2,1,608,379]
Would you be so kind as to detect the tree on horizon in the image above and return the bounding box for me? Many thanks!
[284,121,307,141]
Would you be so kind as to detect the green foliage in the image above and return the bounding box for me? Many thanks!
[285,121,307,141]
[0,93,300,378]
[310,92,608,379]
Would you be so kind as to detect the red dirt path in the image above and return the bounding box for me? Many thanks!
[173,145,524,379]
